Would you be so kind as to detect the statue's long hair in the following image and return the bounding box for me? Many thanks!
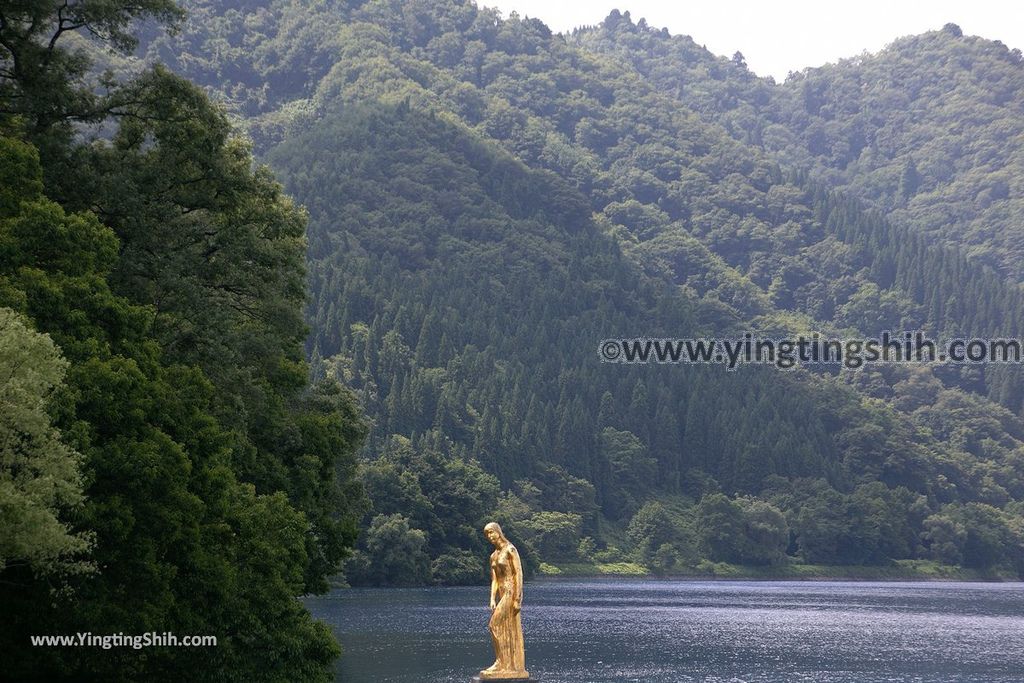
[484,521,508,543]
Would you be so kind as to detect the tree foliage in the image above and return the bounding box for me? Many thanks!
[1,3,365,679]
[0,306,91,578]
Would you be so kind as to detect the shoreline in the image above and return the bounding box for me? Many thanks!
[534,559,1020,583]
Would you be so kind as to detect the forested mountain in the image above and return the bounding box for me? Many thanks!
[578,14,1024,278]
[6,4,1024,676]
[117,0,1024,587]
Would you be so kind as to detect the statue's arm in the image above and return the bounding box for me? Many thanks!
[489,556,498,610]
[511,547,523,611]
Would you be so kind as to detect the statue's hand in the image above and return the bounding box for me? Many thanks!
[489,598,496,611]
[512,599,521,612]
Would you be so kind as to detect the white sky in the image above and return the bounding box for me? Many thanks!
[483,0,1024,81]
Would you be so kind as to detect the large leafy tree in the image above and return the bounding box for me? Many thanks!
[1,2,365,680]
[0,128,344,681]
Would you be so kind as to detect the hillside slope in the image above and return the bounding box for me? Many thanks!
[133,0,1024,581]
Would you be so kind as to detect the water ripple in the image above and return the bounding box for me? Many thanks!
[305,580,1024,682]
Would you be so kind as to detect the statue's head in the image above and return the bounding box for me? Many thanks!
[483,521,506,548]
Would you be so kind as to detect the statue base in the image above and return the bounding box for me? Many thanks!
[471,678,538,683]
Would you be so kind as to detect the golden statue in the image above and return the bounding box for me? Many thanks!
[476,522,532,681]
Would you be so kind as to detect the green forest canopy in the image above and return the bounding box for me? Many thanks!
[130,0,1024,585]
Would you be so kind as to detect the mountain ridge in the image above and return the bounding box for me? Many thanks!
[129,0,1024,582]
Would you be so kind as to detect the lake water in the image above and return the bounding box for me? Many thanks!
[304,579,1024,682]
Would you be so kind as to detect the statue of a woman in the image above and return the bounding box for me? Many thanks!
[478,522,531,680]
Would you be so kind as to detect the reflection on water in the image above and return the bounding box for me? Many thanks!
[304,579,1024,682]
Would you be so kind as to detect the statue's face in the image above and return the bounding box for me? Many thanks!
[485,528,500,546]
